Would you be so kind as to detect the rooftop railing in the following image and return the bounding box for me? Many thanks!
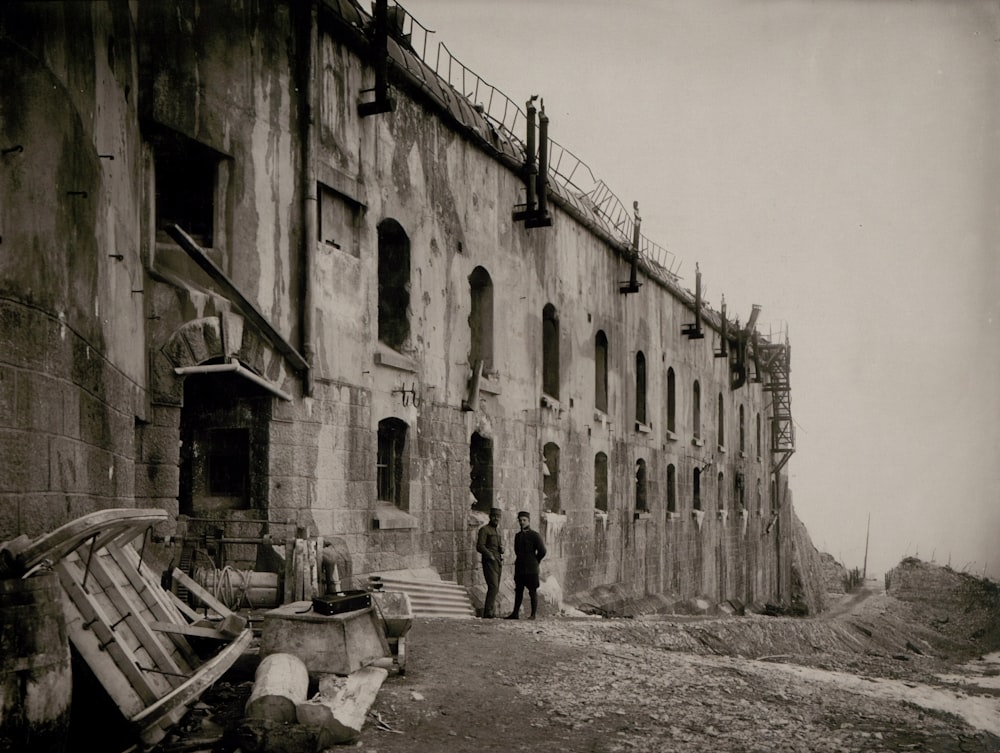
[393,2,682,283]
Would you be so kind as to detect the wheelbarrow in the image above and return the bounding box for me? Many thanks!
[371,590,413,674]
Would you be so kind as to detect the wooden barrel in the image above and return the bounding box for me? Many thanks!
[0,571,72,753]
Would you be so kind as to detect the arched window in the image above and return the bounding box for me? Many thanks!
[717,471,725,511]
[377,418,408,509]
[469,267,494,373]
[667,464,677,513]
[693,466,702,511]
[543,442,560,513]
[739,405,746,453]
[542,303,559,399]
[594,452,608,512]
[666,367,676,433]
[756,413,762,458]
[717,392,725,448]
[635,351,647,425]
[635,459,648,512]
[377,219,410,350]
[470,432,493,513]
[692,380,701,439]
[595,330,609,413]
[756,479,763,515]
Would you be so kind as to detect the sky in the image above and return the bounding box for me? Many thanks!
[398,0,1000,579]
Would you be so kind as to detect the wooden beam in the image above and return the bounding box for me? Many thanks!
[165,224,309,373]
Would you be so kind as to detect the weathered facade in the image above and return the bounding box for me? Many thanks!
[0,1,815,610]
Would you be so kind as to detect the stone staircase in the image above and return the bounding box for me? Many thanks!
[368,573,475,619]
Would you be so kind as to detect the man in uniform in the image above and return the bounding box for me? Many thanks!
[476,507,504,618]
[506,510,546,620]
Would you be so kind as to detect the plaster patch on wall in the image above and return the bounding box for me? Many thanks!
[692,509,705,531]
[542,511,567,543]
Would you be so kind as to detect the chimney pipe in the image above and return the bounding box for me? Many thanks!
[535,100,548,217]
[717,296,728,357]
[694,264,703,334]
[524,96,538,213]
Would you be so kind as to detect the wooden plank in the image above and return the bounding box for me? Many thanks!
[166,589,204,623]
[118,543,202,624]
[293,539,307,602]
[19,509,167,573]
[148,621,231,641]
[170,568,234,619]
[104,542,200,668]
[132,628,253,745]
[284,538,295,605]
[295,666,389,745]
[55,560,161,709]
[84,552,188,687]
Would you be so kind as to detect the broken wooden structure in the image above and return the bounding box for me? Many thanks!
[7,508,253,747]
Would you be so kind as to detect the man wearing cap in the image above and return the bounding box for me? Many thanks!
[506,510,546,620]
[476,507,504,618]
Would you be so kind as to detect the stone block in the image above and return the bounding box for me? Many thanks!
[0,429,50,493]
[16,371,64,434]
[0,366,16,428]
[0,495,19,539]
[17,495,69,537]
[260,603,390,677]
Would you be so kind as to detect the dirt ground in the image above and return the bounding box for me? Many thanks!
[151,567,1000,753]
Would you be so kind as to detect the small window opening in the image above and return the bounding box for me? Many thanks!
[595,330,609,413]
[692,380,702,439]
[717,471,725,511]
[469,267,494,373]
[635,351,647,425]
[378,219,410,350]
[717,393,725,447]
[667,464,677,513]
[153,130,218,248]
[666,367,676,433]
[542,303,560,399]
[470,432,494,513]
[594,452,608,512]
[635,459,648,512]
[693,466,702,511]
[543,442,560,513]
[377,418,408,509]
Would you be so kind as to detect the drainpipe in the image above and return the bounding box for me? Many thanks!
[300,0,318,396]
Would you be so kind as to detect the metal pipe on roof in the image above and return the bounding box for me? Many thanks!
[536,101,548,217]
[524,96,537,213]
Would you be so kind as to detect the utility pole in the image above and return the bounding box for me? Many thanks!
[862,513,870,579]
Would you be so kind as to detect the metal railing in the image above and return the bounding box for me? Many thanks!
[392,2,683,283]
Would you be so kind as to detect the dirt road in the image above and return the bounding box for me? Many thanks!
[361,611,1000,753]
[163,562,1000,753]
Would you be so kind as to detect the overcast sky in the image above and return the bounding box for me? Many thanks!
[399,0,1000,579]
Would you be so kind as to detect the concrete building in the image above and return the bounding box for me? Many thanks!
[0,1,818,612]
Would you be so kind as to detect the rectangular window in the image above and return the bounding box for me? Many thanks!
[377,418,407,509]
[319,183,362,257]
[153,130,219,248]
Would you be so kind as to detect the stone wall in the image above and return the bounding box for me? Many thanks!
[0,1,823,610]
